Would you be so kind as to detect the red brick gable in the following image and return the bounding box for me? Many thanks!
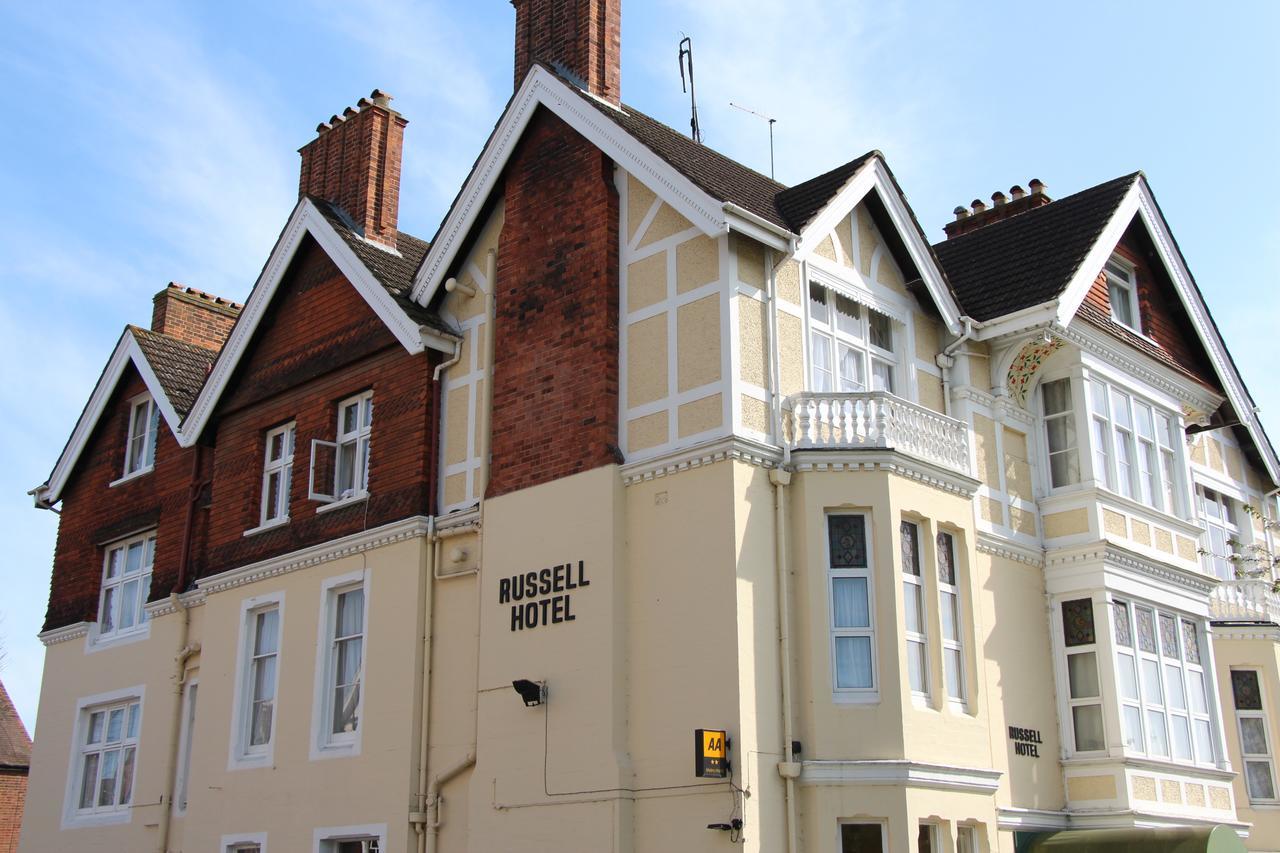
[488,106,620,498]
[45,364,202,631]
[199,235,436,579]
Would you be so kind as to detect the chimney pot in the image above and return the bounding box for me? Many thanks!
[971,199,987,215]
[329,114,343,125]
[1029,178,1046,195]
[953,206,969,221]
[342,106,358,118]
[357,97,373,109]
[370,89,392,107]
[1009,184,1026,200]
[991,191,1007,207]
[315,122,331,134]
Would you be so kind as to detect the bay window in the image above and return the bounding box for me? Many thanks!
[98,532,155,640]
[827,514,876,696]
[1086,379,1183,515]
[809,284,897,395]
[900,521,927,696]
[1061,598,1105,752]
[1231,670,1277,801]
[1042,378,1080,488]
[1199,487,1239,580]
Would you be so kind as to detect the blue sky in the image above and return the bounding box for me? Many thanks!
[1,0,1277,732]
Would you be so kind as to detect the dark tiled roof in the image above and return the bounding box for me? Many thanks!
[775,152,877,232]
[129,326,218,417]
[0,679,31,769]
[932,173,1140,321]
[310,198,457,336]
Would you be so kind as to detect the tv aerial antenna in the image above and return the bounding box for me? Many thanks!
[678,36,701,144]
[729,101,777,180]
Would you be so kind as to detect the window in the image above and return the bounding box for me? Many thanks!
[260,422,295,527]
[124,394,160,476]
[827,515,876,696]
[231,594,283,767]
[314,575,367,755]
[900,521,928,696]
[1088,380,1183,515]
[1105,258,1140,331]
[222,832,267,853]
[917,823,937,853]
[310,392,373,504]
[809,284,897,394]
[956,826,979,853]
[98,532,155,640]
[174,682,197,813]
[1199,487,1240,580]
[1231,670,1276,801]
[1041,379,1080,489]
[316,826,384,853]
[937,531,965,702]
[1061,598,1105,752]
[1112,600,1215,765]
[74,698,141,817]
[840,822,885,853]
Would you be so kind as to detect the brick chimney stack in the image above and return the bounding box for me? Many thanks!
[298,89,407,249]
[151,283,243,351]
[943,179,1052,239]
[512,0,621,105]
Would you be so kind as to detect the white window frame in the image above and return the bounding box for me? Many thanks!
[1112,599,1217,767]
[310,391,373,507]
[311,570,370,759]
[956,825,980,853]
[1199,486,1240,580]
[1059,597,1107,755]
[808,282,899,396]
[173,679,198,815]
[837,819,888,853]
[917,822,939,853]
[1041,377,1081,490]
[826,513,878,702]
[1105,256,1141,332]
[61,685,145,829]
[1231,669,1277,803]
[1089,379,1185,516]
[229,591,284,770]
[122,392,160,479]
[900,520,928,698]
[936,530,966,705]
[94,531,156,644]
[222,832,268,853]
[254,422,295,531]
[314,823,386,853]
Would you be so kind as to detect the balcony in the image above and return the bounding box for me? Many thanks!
[1210,578,1280,624]
[783,391,972,478]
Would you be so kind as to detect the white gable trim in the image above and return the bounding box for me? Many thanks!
[410,65,735,306]
[1052,177,1278,482]
[178,197,452,448]
[791,158,963,334]
[33,332,185,506]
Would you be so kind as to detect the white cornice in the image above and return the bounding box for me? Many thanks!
[996,807,1071,831]
[790,450,980,497]
[620,435,781,486]
[410,65,731,307]
[1212,622,1280,641]
[1045,541,1218,598]
[144,588,208,619]
[38,622,90,647]
[799,759,1002,794]
[196,516,431,595]
[976,533,1046,567]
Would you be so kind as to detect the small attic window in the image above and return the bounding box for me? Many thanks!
[1105,257,1140,332]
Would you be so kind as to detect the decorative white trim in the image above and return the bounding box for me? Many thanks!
[38,621,90,646]
[1054,181,1145,328]
[619,435,781,485]
[798,759,1001,794]
[1045,540,1219,598]
[411,66,731,306]
[1212,623,1280,641]
[790,450,980,497]
[196,516,430,596]
[179,198,454,448]
[975,533,1046,567]
[996,807,1071,831]
[34,332,186,506]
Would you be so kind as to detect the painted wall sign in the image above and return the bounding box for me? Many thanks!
[694,728,729,778]
[498,560,590,631]
[1008,726,1042,758]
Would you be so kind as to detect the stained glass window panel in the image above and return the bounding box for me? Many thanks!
[1061,599,1095,647]
[828,515,868,568]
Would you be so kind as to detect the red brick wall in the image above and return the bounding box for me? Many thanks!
[199,237,436,578]
[488,106,620,498]
[1082,225,1219,388]
[0,769,27,853]
[45,367,203,632]
[151,285,240,350]
[513,0,621,103]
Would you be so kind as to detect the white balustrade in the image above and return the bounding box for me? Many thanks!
[1210,578,1280,623]
[783,391,971,477]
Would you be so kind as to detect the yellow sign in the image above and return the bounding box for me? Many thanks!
[694,728,729,778]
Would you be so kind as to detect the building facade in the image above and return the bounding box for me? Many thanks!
[17,2,1280,852]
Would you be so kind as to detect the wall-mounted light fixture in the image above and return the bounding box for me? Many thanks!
[512,679,546,707]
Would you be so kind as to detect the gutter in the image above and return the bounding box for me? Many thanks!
[723,202,797,253]
[935,316,981,416]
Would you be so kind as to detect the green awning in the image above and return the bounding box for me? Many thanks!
[1017,826,1245,853]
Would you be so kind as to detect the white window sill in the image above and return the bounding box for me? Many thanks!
[85,624,151,654]
[315,493,368,515]
[832,692,880,705]
[227,749,274,772]
[61,807,132,830]
[310,737,360,761]
[108,467,153,488]
[243,518,290,538]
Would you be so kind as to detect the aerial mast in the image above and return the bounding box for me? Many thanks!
[678,36,702,144]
